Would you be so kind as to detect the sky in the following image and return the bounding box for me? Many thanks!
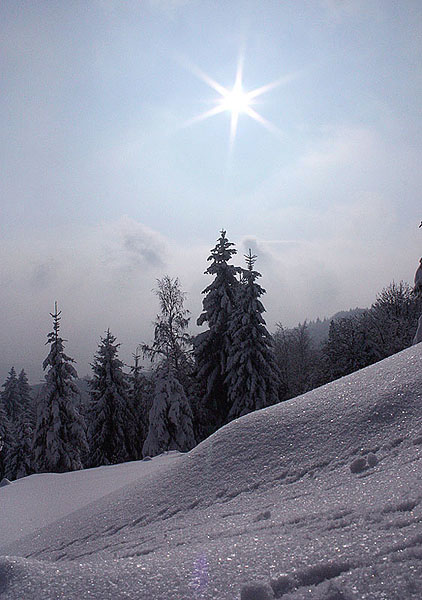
[1,0,422,383]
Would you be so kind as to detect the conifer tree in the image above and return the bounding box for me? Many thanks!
[88,330,135,466]
[129,348,151,459]
[17,369,34,424]
[194,230,240,431]
[5,369,35,478]
[5,369,34,480]
[142,364,196,457]
[32,303,88,473]
[1,367,21,423]
[142,276,196,456]
[225,250,280,419]
[0,400,10,479]
[7,416,33,480]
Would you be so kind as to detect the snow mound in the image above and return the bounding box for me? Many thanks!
[1,345,422,599]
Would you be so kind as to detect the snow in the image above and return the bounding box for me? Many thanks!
[143,367,196,457]
[0,454,180,548]
[413,314,422,345]
[1,345,422,599]
[414,258,422,295]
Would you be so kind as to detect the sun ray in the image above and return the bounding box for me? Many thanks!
[247,72,299,100]
[182,56,289,146]
[244,106,283,136]
[182,104,227,128]
[186,63,229,97]
[229,110,239,150]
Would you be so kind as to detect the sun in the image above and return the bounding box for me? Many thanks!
[219,82,251,115]
[216,73,256,146]
[184,57,286,149]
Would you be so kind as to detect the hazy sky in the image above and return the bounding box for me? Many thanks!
[1,0,422,383]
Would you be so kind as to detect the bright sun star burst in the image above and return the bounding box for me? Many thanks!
[185,57,286,149]
[219,81,251,115]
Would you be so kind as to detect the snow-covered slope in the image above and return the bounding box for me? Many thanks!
[0,454,180,548]
[1,346,422,599]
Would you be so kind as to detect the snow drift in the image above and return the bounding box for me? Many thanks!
[1,345,422,599]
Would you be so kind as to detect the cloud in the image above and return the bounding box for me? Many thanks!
[0,198,420,385]
[0,217,172,382]
[29,261,58,291]
[100,216,167,274]
[231,122,422,329]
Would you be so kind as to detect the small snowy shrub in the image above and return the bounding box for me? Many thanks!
[240,581,274,600]
[350,457,367,473]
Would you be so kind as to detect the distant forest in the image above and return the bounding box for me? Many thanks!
[1,231,421,481]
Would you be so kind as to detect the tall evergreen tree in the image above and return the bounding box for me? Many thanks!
[194,230,240,431]
[32,303,88,473]
[0,399,10,479]
[142,276,196,456]
[6,416,33,480]
[143,364,196,457]
[129,348,152,459]
[1,367,21,423]
[88,330,135,466]
[6,369,34,480]
[17,369,34,424]
[225,250,279,419]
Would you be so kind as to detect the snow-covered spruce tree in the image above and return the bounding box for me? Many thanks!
[128,348,152,459]
[88,330,135,466]
[142,276,196,457]
[6,413,33,480]
[17,369,34,425]
[6,369,36,480]
[5,368,36,478]
[0,399,10,479]
[5,369,34,480]
[32,304,88,473]
[194,230,240,432]
[142,364,196,457]
[225,250,279,420]
[1,367,21,423]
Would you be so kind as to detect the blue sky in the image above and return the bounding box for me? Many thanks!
[1,0,421,382]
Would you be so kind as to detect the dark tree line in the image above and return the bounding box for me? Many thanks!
[273,280,421,401]
[1,232,420,480]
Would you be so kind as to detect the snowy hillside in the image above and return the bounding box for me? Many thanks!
[1,345,422,599]
[0,454,180,548]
